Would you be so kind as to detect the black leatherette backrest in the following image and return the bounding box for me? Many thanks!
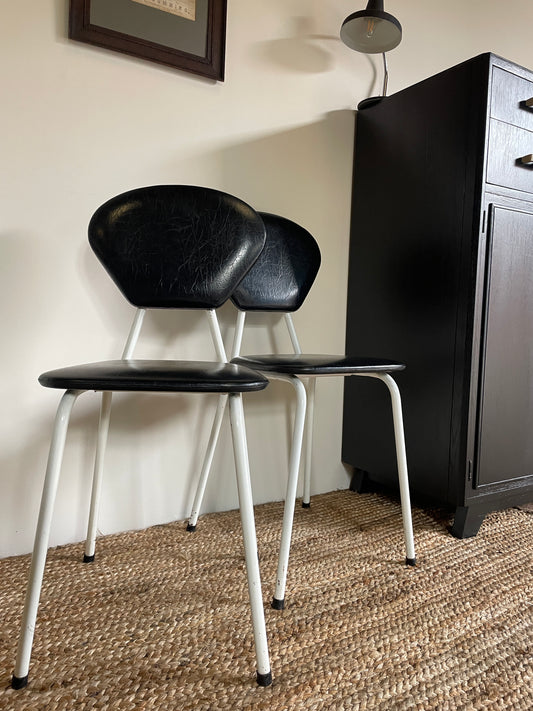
[89,185,266,309]
[231,212,321,312]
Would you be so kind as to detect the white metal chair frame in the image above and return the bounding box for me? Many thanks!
[12,186,274,689]
[85,307,228,563]
[187,211,416,611]
[188,309,416,608]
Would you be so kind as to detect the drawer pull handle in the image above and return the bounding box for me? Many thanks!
[520,154,533,165]
[526,98,533,107]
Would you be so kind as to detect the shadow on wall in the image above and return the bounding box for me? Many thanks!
[80,111,356,354]
[253,16,337,74]
[208,111,356,338]
[251,14,378,98]
[0,114,356,556]
[250,13,378,100]
[210,110,355,227]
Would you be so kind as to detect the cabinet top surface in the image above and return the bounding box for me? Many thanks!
[369,52,533,111]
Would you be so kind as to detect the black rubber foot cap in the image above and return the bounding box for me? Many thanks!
[302,501,311,509]
[12,675,28,690]
[406,557,416,567]
[257,670,272,687]
[186,523,196,532]
[271,597,285,610]
[83,554,95,563]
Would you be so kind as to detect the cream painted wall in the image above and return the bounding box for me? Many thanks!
[2,0,533,558]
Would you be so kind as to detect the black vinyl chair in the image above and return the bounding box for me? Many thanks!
[188,212,416,610]
[11,186,275,689]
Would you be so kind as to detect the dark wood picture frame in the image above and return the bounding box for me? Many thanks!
[69,0,227,81]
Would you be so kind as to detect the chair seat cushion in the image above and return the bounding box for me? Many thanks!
[231,354,405,375]
[39,360,269,393]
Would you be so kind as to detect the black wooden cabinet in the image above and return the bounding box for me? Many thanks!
[342,53,533,537]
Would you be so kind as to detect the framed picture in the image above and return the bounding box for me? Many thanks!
[69,0,227,81]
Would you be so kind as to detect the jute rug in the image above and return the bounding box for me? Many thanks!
[1,490,532,710]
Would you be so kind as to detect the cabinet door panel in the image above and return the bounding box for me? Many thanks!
[477,205,533,486]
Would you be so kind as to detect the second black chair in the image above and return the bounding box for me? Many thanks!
[232,213,416,608]
[188,211,416,609]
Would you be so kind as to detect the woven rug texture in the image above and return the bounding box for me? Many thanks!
[1,490,532,710]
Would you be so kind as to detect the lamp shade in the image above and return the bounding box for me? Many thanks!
[341,0,402,54]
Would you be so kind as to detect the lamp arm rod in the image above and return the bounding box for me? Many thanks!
[382,52,388,97]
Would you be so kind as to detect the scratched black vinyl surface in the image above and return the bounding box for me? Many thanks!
[231,212,321,313]
[232,354,405,375]
[230,211,405,375]
[39,360,268,393]
[89,185,266,309]
[40,185,269,393]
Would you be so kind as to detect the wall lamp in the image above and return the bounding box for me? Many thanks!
[340,0,402,109]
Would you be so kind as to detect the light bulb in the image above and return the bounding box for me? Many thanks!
[365,18,376,38]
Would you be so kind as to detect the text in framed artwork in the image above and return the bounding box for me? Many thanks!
[131,0,196,21]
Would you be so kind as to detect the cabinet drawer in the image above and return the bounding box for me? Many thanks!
[486,119,533,194]
[491,67,533,131]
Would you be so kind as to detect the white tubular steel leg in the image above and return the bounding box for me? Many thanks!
[228,392,272,686]
[231,310,246,360]
[84,308,145,562]
[283,313,302,355]
[186,311,245,531]
[83,391,112,561]
[270,374,307,609]
[206,308,228,362]
[283,314,314,509]
[358,373,416,565]
[302,378,316,508]
[187,393,228,531]
[12,389,81,689]
[121,309,146,360]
